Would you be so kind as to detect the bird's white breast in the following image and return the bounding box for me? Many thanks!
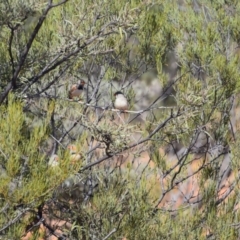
[114,95,128,110]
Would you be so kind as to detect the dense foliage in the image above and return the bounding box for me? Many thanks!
[0,0,240,239]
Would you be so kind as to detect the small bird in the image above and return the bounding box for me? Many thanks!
[114,91,128,111]
[67,144,82,164]
[68,80,86,100]
[48,154,60,167]
[48,145,82,168]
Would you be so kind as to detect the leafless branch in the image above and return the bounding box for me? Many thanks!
[7,23,16,78]
[80,112,178,171]
[0,2,52,104]
[128,71,190,124]
[102,228,117,240]
[0,208,30,233]
[50,0,69,7]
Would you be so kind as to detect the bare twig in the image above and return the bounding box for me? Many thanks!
[0,208,30,233]
[7,23,16,78]
[102,228,117,240]
[0,147,7,159]
[0,1,53,104]
[80,112,178,171]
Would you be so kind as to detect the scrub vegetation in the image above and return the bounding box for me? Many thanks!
[0,0,240,239]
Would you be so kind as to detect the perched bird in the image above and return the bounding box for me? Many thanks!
[48,154,60,167]
[48,145,82,168]
[68,80,86,100]
[114,91,128,111]
[67,144,82,164]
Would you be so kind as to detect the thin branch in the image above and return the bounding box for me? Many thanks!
[23,94,181,114]
[153,150,227,212]
[7,23,16,78]
[50,134,66,149]
[50,0,69,7]
[21,53,65,94]
[102,228,117,240]
[127,71,190,124]
[80,112,178,171]
[21,29,117,95]
[88,65,106,103]
[0,2,52,104]
[29,63,70,97]
[0,147,7,159]
[0,208,30,233]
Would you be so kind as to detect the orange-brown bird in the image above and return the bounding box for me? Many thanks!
[48,145,82,167]
[67,144,82,164]
[68,80,86,100]
[48,154,60,167]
